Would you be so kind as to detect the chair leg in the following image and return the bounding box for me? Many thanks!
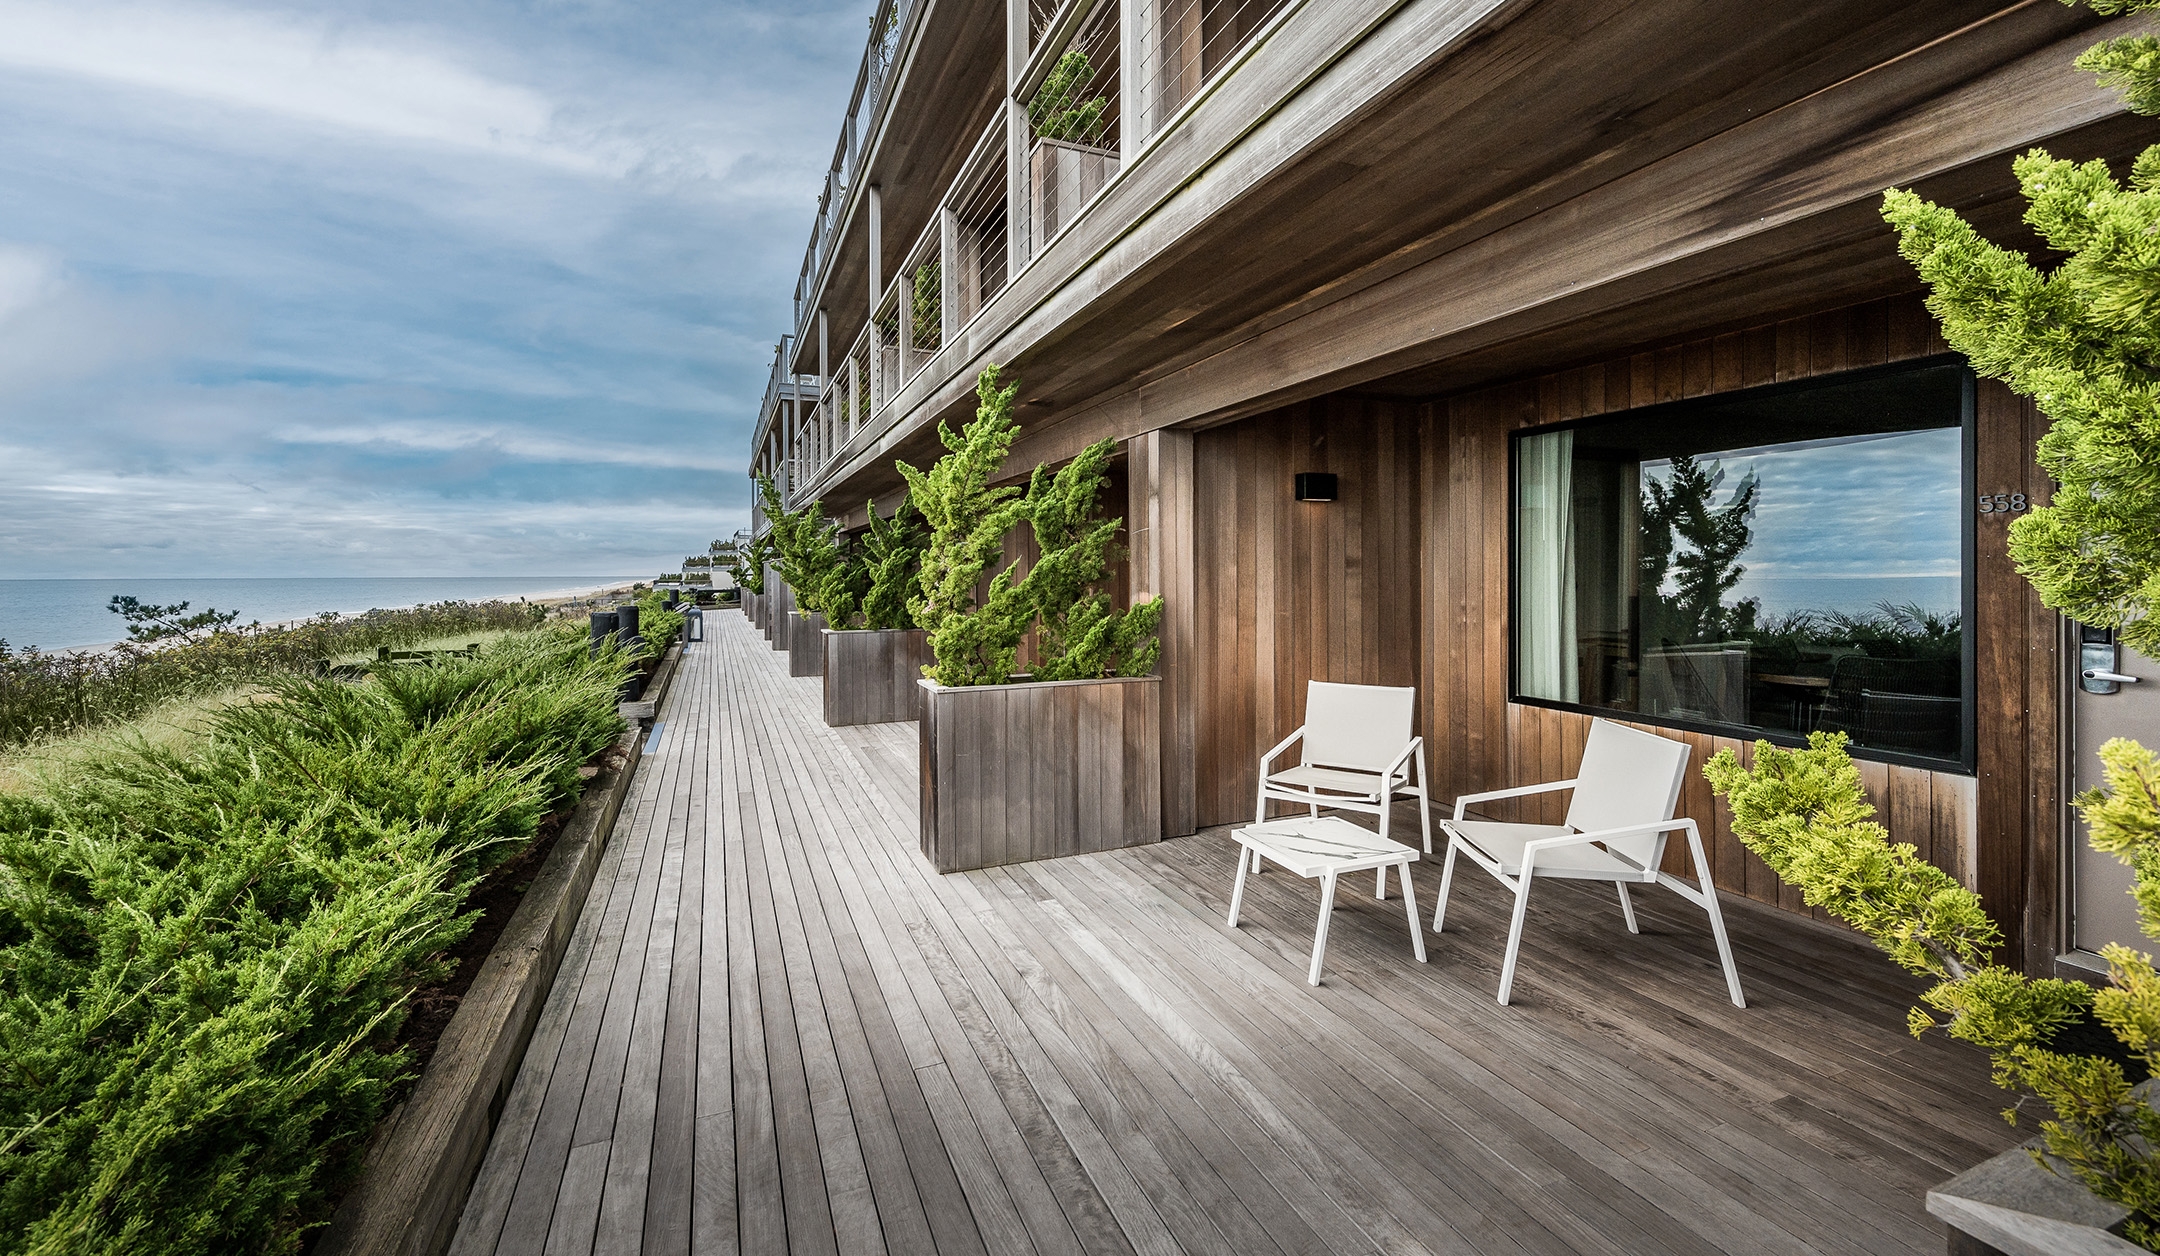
[1688,827,1747,1008]
[1398,861,1426,963]
[1228,844,1250,928]
[1615,883,1640,933]
[1376,805,1390,899]
[1309,872,1339,986]
[1432,837,1459,933]
[1415,750,1434,854]
[1497,873,1534,1005]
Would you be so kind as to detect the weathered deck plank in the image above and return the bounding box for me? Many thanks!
[451,610,2014,1256]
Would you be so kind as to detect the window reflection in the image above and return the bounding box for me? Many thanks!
[1512,363,1970,767]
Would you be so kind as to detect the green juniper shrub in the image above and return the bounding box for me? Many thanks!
[0,628,626,1255]
[1882,0,2160,658]
[1869,2,2160,1243]
[1705,732,2160,1244]
[859,495,926,632]
[816,531,874,630]
[898,367,1036,685]
[1016,438,1163,680]
[629,595,685,660]
[898,367,1164,685]
[1030,50,1109,145]
[760,480,843,618]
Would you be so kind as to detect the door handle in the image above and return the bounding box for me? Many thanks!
[2083,669,2142,684]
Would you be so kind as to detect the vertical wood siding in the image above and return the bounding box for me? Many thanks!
[1190,394,1424,827]
[1178,294,2060,964]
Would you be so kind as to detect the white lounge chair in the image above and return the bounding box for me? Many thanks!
[1255,681,1432,898]
[1431,718,1745,1008]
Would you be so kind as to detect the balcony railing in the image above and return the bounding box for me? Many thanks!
[775,0,1300,505]
[793,0,923,345]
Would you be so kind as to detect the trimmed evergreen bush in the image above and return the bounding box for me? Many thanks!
[822,496,924,632]
[1016,437,1163,680]
[898,366,1162,685]
[760,478,842,617]
[1882,0,2160,656]
[898,367,1035,685]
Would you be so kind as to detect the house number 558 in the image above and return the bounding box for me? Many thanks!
[1977,493,2029,514]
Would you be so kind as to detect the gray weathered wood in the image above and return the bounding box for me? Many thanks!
[450,612,2021,1256]
[786,612,830,677]
[824,628,934,726]
[918,675,1163,873]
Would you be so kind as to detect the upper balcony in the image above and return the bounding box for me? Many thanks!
[779,0,1298,506]
[772,0,2131,518]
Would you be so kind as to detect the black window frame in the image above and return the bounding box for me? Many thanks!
[1506,356,1977,775]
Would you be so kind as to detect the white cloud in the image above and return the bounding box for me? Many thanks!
[0,242,236,399]
[273,421,742,472]
[0,0,611,172]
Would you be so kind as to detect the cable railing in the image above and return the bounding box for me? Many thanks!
[779,0,1298,500]
[792,0,921,348]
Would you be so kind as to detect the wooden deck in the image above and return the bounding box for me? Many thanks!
[450,609,2014,1256]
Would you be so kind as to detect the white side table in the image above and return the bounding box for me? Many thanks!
[1228,815,1427,985]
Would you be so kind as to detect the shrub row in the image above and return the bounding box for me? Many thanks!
[0,600,547,752]
[0,627,629,1254]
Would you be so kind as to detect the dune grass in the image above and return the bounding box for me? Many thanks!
[0,600,548,754]
[0,685,265,796]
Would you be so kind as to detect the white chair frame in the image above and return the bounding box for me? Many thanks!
[1253,683,1433,901]
[1430,728,1745,1009]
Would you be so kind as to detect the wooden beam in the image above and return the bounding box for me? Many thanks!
[1128,428,1197,836]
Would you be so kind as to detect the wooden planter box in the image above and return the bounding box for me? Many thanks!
[1931,1131,2144,1254]
[742,590,762,628]
[1029,137,1119,246]
[823,629,932,726]
[767,580,790,648]
[918,675,1161,873]
[786,612,828,677]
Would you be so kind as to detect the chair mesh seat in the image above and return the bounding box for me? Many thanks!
[1265,764,1391,798]
[1444,819,1647,878]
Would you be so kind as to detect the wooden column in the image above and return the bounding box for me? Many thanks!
[1130,428,1197,837]
[940,207,961,345]
[1006,98,1030,272]
[867,184,883,326]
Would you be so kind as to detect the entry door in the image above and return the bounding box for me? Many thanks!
[2070,627,2160,956]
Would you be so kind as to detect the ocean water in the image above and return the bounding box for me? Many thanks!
[0,577,641,651]
[1729,574,1961,619]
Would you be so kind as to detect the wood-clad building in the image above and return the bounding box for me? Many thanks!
[750,0,2160,974]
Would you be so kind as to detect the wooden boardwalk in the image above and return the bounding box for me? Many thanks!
[450,609,2012,1256]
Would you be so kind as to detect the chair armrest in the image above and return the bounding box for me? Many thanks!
[1259,726,1306,773]
[1383,736,1423,784]
[1450,778,1576,821]
[1520,817,1698,869]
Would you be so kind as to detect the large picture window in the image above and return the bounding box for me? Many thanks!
[1510,361,1974,770]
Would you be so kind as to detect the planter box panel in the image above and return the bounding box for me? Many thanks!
[919,675,1161,873]
[787,613,828,677]
[767,579,790,648]
[824,629,932,725]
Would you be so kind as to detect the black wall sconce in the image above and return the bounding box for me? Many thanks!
[1294,472,1337,502]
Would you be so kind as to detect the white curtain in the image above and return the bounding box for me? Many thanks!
[1517,430,1580,702]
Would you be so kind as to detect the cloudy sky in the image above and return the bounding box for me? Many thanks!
[0,0,860,577]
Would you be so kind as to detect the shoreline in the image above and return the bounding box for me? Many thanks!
[33,579,646,657]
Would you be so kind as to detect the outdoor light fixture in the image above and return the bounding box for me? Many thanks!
[1295,472,1337,502]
